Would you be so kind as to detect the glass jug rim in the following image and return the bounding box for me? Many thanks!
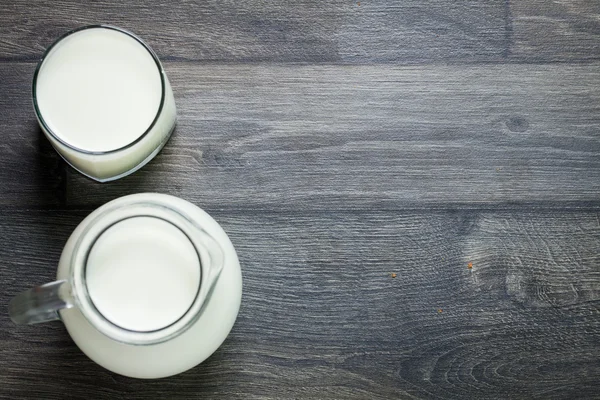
[67,197,221,345]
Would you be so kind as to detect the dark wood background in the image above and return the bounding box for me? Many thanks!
[1,1,599,399]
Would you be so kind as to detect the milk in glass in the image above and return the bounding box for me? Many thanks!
[34,26,176,181]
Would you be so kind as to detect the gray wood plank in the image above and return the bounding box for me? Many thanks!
[6,0,600,64]
[510,0,600,62]
[51,62,599,209]
[3,61,599,208]
[1,209,598,399]
[0,0,507,63]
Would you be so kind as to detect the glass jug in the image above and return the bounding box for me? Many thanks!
[9,193,242,378]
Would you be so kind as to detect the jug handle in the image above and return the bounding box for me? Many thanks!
[9,280,74,325]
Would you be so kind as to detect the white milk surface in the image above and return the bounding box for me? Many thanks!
[85,216,201,332]
[36,27,162,152]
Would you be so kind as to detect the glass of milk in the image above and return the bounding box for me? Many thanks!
[9,193,243,378]
[33,25,177,182]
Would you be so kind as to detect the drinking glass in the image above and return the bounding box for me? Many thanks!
[33,25,177,182]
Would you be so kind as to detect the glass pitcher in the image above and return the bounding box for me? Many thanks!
[9,193,242,378]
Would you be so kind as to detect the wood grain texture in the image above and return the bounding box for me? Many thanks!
[0,0,506,63]
[1,0,600,399]
[1,209,599,399]
[4,0,600,64]
[511,0,600,62]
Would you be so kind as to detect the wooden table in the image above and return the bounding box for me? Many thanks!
[1,1,599,399]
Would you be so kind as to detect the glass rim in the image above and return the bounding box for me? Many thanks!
[69,199,212,346]
[32,24,166,156]
[83,214,202,336]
